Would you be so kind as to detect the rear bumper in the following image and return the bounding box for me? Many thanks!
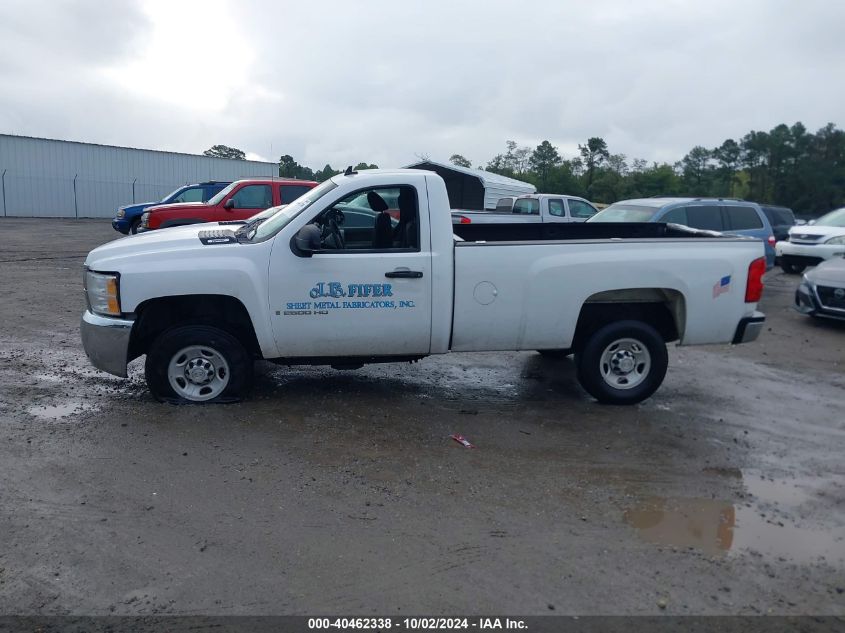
[80,310,135,377]
[732,311,766,344]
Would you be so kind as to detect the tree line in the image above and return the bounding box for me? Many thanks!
[204,120,845,216]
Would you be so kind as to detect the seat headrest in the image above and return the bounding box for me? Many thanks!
[367,191,389,212]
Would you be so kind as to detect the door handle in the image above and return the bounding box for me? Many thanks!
[385,270,423,278]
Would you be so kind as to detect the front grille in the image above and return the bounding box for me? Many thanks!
[817,285,845,310]
[790,233,825,244]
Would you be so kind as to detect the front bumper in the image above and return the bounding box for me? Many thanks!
[111,218,131,234]
[80,310,135,377]
[776,241,845,266]
[795,282,845,321]
[732,311,766,344]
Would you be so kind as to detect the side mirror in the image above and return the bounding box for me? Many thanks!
[224,199,235,210]
[292,224,321,257]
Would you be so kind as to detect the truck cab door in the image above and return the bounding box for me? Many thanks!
[267,179,433,358]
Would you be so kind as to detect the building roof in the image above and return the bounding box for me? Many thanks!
[404,160,536,191]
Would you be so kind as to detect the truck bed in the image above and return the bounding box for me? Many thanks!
[453,222,726,242]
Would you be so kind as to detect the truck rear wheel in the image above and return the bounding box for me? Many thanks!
[575,320,668,405]
[144,325,252,403]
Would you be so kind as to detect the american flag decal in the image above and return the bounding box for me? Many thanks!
[713,275,731,298]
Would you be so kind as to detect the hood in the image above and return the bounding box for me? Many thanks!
[146,201,206,214]
[788,224,845,239]
[806,256,845,285]
[118,201,156,213]
[85,222,234,270]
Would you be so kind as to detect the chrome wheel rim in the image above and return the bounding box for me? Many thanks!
[167,345,230,401]
[599,338,651,390]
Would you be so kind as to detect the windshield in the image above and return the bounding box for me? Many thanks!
[206,182,239,206]
[161,186,186,203]
[815,208,845,227]
[250,179,338,241]
[587,204,661,223]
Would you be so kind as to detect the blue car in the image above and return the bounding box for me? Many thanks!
[588,197,776,268]
[112,181,231,234]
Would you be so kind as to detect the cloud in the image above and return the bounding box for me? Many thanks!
[1,0,844,171]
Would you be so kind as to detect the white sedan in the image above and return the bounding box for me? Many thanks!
[776,208,845,274]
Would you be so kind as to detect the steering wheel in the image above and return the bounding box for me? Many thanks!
[321,208,346,249]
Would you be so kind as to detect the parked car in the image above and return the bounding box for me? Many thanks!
[795,256,845,320]
[587,197,776,269]
[776,208,845,274]
[452,194,598,225]
[759,204,796,242]
[138,178,318,231]
[81,169,766,406]
[112,181,230,235]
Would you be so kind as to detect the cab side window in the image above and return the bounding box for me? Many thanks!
[230,185,272,209]
[281,184,313,204]
[569,199,597,218]
[316,185,419,251]
[171,187,205,203]
[661,207,688,225]
[685,205,723,231]
[548,199,565,217]
[725,205,764,230]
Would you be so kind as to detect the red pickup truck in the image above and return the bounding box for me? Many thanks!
[139,178,318,231]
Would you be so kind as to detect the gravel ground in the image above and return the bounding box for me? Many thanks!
[0,218,843,616]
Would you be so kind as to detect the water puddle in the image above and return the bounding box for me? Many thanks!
[624,473,845,564]
[27,401,97,421]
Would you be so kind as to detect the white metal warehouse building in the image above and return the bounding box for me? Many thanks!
[0,134,277,218]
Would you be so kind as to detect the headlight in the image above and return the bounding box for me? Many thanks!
[825,236,845,245]
[84,270,121,316]
[141,212,150,227]
[116,209,125,218]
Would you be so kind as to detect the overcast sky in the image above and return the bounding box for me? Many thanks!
[1,0,843,170]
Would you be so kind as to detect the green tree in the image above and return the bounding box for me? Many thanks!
[679,145,714,195]
[449,154,472,168]
[578,137,609,195]
[529,141,561,190]
[203,144,246,160]
[354,162,379,171]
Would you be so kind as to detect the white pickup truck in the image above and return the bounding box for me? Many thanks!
[81,169,767,406]
[452,194,598,228]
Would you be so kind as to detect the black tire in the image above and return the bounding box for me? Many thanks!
[129,217,142,234]
[144,325,253,403]
[780,261,806,275]
[575,320,668,405]
[537,349,572,358]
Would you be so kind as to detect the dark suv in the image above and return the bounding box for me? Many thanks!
[759,204,796,242]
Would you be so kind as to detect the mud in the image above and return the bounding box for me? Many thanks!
[0,218,843,615]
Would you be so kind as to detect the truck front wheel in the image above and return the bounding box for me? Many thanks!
[144,325,253,403]
[575,320,668,405]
